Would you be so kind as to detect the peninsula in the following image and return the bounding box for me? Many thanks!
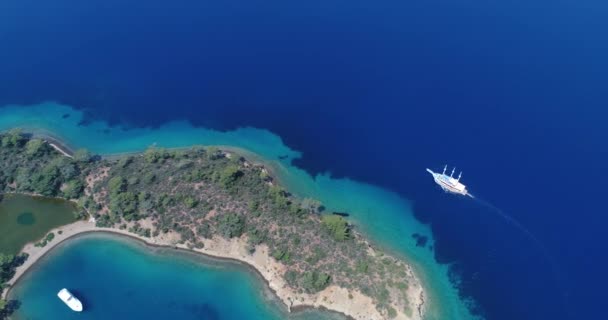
[0,129,426,319]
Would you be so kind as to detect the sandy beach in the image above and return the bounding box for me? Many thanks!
[3,218,425,320]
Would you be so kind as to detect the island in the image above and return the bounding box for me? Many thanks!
[0,129,426,319]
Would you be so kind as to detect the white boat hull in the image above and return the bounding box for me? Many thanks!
[57,288,83,312]
[426,168,470,197]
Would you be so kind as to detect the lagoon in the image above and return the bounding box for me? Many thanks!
[0,194,77,254]
[9,233,340,320]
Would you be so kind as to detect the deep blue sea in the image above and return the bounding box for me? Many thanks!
[2,0,608,319]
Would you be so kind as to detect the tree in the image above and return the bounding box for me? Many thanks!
[299,271,331,293]
[314,272,331,291]
[268,186,288,208]
[143,173,156,184]
[247,228,267,246]
[219,165,242,188]
[32,164,60,196]
[0,299,20,319]
[63,179,85,199]
[206,147,222,160]
[110,192,138,217]
[321,214,351,241]
[25,139,45,156]
[73,148,92,163]
[272,247,288,261]
[108,176,127,195]
[1,253,27,286]
[59,162,79,180]
[216,213,245,238]
[1,129,24,147]
[144,147,169,163]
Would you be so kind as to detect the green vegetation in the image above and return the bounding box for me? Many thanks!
[216,213,245,238]
[34,232,55,247]
[1,129,25,148]
[0,131,91,202]
[73,149,92,163]
[0,253,27,319]
[0,132,417,316]
[25,139,46,157]
[321,214,351,241]
[299,270,331,293]
[0,253,25,290]
[219,165,242,188]
[108,176,127,195]
[63,179,85,199]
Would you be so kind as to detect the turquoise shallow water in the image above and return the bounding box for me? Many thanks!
[9,233,339,320]
[1,102,478,320]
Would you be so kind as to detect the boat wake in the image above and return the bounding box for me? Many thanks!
[469,194,539,243]
[467,193,571,317]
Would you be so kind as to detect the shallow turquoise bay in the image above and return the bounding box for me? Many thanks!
[9,233,339,320]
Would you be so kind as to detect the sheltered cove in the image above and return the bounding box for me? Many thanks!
[0,131,427,320]
[5,229,349,319]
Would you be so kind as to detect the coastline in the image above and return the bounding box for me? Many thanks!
[4,228,345,320]
[0,133,428,320]
[3,219,394,320]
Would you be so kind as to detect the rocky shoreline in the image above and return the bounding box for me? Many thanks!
[0,132,427,319]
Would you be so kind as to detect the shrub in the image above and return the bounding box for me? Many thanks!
[183,196,198,209]
[299,271,331,293]
[143,173,156,184]
[321,214,350,241]
[34,232,55,247]
[272,247,287,261]
[216,213,245,238]
[73,149,93,163]
[356,261,369,273]
[196,223,212,239]
[110,192,138,217]
[144,147,169,163]
[388,307,397,318]
[118,157,133,168]
[268,186,288,208]
[219,165,242,188]
[284,270,298,287]
[206,147,222,160]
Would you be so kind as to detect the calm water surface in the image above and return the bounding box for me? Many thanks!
[0,194,76,254]
[9,233,341,320]
[2,0,608,319]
